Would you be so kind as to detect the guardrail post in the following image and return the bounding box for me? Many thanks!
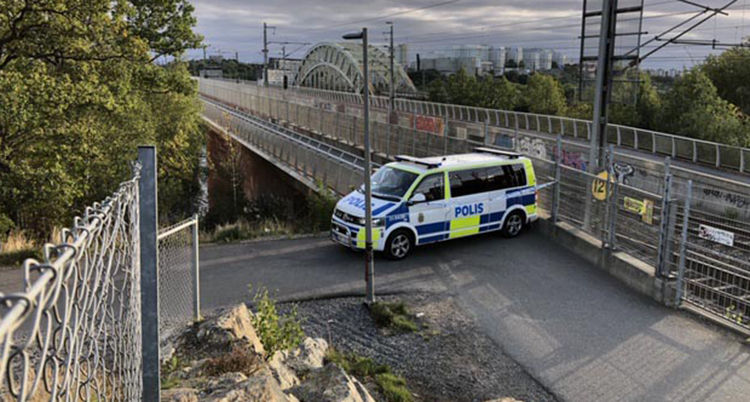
[484,118,490,146]
[443,117,449,155]
[675,180,693,306]
[138,146,160,402]
[553,135,562,224]
[191,215,201,321]
[656,157,672,278]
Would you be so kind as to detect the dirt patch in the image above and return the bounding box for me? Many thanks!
[279,292,557,402]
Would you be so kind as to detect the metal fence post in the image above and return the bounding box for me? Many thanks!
[605,145,618,249]
[192,215,201,321]
[656,157,672,278]
[484,118,490,146]
[443,117,449,155]
[553,134,562,224]
[138,146,160,401]
[675,180,693,306]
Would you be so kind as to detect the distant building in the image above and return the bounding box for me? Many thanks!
[507,47,523,65]
[396,44,409,67]
[489,47,506,74]
[552,51,568,68]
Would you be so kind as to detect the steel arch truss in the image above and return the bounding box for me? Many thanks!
[295,42,417,95]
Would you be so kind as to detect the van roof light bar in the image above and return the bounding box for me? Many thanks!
[474,147,521,159]
[395,155,441,168]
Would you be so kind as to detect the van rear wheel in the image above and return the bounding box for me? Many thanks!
[385,229,413,260]
[502,211,525,238]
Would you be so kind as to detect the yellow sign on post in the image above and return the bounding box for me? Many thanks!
[592,171,611,201]
[623,196,655,225]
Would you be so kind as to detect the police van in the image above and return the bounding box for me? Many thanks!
[331,148,539,260]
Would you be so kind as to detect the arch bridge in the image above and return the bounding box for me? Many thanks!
[295,42,417,96]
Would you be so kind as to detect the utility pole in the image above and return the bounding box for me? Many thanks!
[235,51,240,83]
[387,22,395,124]
[588,0,618,173]
[263,22,269,87]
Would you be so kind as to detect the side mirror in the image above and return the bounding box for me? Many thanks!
[409,193,427,205]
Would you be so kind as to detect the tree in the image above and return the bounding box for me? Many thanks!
[659,69,747,146]
[703,47,750,116]
[525,73,567,115]
[0,0,205,237]
[608,71,662,128]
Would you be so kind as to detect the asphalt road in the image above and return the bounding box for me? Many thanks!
[199,230,750,402]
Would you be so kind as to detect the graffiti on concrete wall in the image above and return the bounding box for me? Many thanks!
[703,188,750,210]
[613,162,635,184]
[519,137,548,160]
[413,115,443,134]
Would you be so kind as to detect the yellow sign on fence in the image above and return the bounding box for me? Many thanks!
[623,196,655,225]
[592,171,611,201]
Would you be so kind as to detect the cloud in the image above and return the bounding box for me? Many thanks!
[188,0,749,69]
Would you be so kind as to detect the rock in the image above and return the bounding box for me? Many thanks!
[276,337,328,374]
[269,351,301,390]
[206,366,296,402]
[161,388,200,402]
[196,304,265,357]
[484,398,524,402]
[290,363,376,402]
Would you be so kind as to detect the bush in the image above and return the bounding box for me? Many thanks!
[203,345,262,376]
[325,348,413,402]
[209,219,294,243]
[376,372,413,402]
[303,185,338,232]
[250,286,305,358]
[370,301,418,333]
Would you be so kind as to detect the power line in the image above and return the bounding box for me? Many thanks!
[301,0,463,33]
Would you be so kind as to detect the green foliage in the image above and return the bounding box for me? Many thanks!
[370,301,418,333]
[325,348,413,402]
[0,214,13,242]
[188,59,262,81]
[659,69,748,146]
[0,0,205,237]
[304,185,338,232]
[608,72,662,128]
[427,69,521,111]
[376,372,413,402]
[703,48,750,116]
[250,286,306,358]
[161,355,187,390]
[525,73,567,115]
[208,219,293,243]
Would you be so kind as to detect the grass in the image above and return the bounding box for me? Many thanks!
[161,355,187,390]
[202,345,262,377]
[0,230,40,267]
[369,301,419,333]
[204,219,294,243]
[325,348,413,402]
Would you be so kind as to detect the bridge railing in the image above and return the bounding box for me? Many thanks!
[197,78,749,175]
[202,99,367,196]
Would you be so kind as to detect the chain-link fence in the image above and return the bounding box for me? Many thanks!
[158,215,200,337]
[0,165,143,401]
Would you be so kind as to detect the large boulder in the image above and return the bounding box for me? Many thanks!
[271,337,327,373]
[205,367,298,402]
[290,363,376,402]
[194,304,265,357]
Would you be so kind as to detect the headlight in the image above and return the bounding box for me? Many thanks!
[372,218,386,227]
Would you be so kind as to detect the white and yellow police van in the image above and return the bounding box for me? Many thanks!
[331,148,538,260]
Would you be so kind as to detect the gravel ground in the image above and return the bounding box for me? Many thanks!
[278,292,558,402]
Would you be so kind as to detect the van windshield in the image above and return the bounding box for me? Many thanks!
[365,167,418,200]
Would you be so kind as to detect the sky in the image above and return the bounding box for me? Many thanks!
[187,0,750,69]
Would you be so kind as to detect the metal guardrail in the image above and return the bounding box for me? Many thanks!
[198,78,749,175]
[201,98,372,196]
[0,165,143,401]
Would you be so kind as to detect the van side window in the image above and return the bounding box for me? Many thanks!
[412,174,444,202]
[485,165,512,191]
[449,169,487,197]
[504,163,527,188]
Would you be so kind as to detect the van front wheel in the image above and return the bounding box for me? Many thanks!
[502,211,525,238]
[385,229,413,260]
